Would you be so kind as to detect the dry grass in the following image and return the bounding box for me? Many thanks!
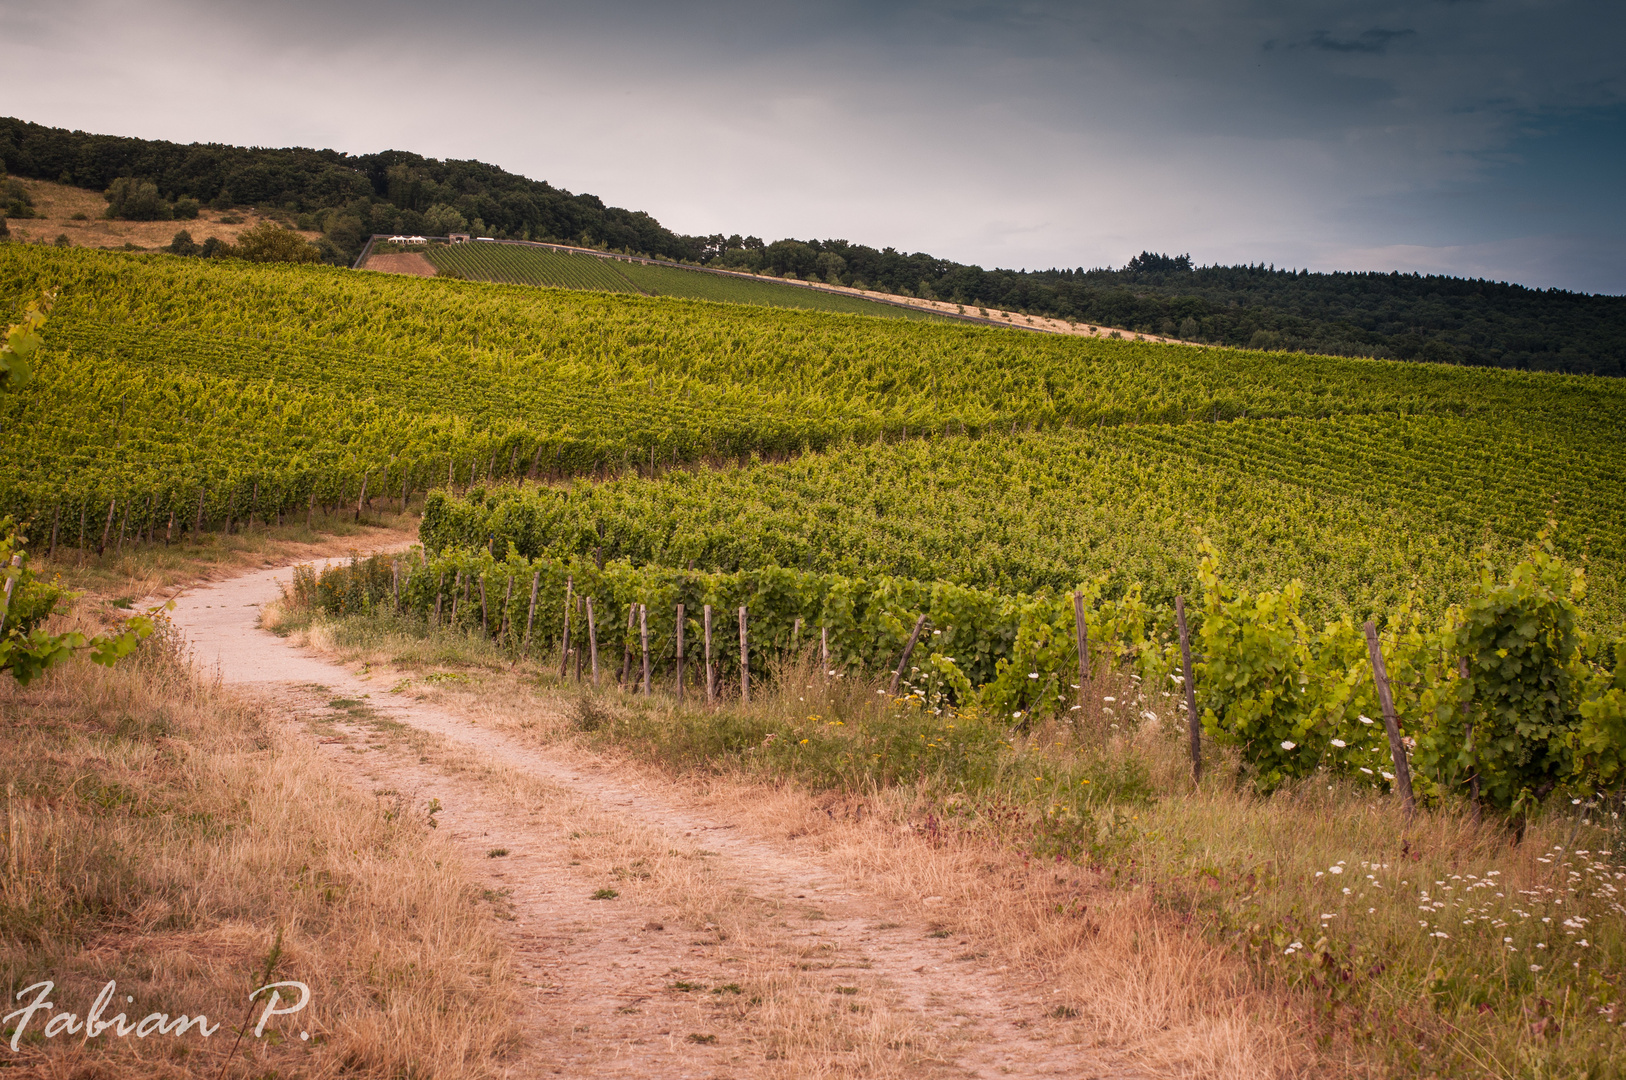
[35,508,415,608]
[284,594,1626,1079]
[2,176,322,251]
[0,523,521,1078]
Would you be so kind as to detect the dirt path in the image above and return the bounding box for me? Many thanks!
[170,560,1148,1079]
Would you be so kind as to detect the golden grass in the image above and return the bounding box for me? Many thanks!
[0,531,518,1078]
[284,597,1626,1079]
[2,176,322,252]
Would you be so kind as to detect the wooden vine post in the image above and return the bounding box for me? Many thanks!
[97,499,116,556]
[619,604,636,688]
[1175,596,1202,783]
[888,613,930,697]
[675,603,686,703]
[499,575,514,640]
[392,561,400,610]
[1459,656,1480,821]
[704,605,715,703]
[478,576,489,637]
[585,598,599,685]
[639,604,651,696]
[1363,620,1416,816]
[559,578,574,678]
[0,554,22,636]
[433,571,445,628]
[739,606,749,704]
[522,572,540,650]
[1072,590,1090,708]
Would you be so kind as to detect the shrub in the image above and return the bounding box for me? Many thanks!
[232,220,320,263]
[104,177,172,221]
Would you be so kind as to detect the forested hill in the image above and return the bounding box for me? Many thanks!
[3,116,1621,375]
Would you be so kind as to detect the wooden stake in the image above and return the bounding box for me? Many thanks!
[166,509,175,545]
[1176,596,1202,783]
[559,578,574,677]
[0,554,22,636]
[739,606,749,704]
[355,473,368,521]
[585,597,599,685]
[198,489,207,535]
[619,604,636,688]
[305,491,313,529]
[1364,620,1416,816]
[1460,656,1480,822]
[479,575,489,637]
[704,604,715,703]
[450,571,461,625]
[401,471,410,513]
[433,571,445,628]
[392,561,400,610]
[500,575,513,640]
[821,626,829,672]
[675,603,685,702]
[47,504,60,560]
[888,613,930,696]
[1073,590,1090,708]
[639,604,651,696]
[523,572,540,649]
[97,499,115,556]
[575,597,585,682]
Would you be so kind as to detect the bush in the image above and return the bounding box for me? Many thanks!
[104,177,172,221]
[173,196,201,220]
[200,236,232,258]
[232,220,320,263]
[168,229,201,257]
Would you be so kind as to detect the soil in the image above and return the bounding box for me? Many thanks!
[363,252,437,277]
[167,557,1150,1079]
[2,176,322,252]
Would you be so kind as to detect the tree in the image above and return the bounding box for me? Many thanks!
[232,220,320,263]
[104,177,172,220]
[168,229,201,256]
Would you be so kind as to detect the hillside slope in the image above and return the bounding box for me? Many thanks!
[3,116,1619,373]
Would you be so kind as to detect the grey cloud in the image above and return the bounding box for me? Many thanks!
[0,0,1621,291]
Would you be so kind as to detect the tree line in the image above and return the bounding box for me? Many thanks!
[2,116,1619,375]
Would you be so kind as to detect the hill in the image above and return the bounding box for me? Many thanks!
[2,116,1620,374]
[4,244,1622,630]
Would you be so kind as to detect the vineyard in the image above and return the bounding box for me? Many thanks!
[418,239,942,319]
[3,242,1624,642]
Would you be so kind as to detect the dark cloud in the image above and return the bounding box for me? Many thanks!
[0,0,1621,291]
[1302,27,1415,53]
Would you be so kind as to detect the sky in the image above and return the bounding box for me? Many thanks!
[3,0,1622,293]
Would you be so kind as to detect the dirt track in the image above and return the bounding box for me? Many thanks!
[169,558,1147,1078]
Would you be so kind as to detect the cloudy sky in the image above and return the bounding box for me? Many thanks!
[4,0,1622,292]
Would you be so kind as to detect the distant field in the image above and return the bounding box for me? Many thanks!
[423,242,638,293]
[420,240,941,320]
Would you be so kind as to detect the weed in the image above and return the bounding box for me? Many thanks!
[591,887,619,900]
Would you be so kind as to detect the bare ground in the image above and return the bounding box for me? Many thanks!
[363,252,437,277]
[168,559,1160,1078]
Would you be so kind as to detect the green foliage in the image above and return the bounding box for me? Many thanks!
[1452,539,1584,815]
[422,241,940,320]
[0,523,160,685]
[0,290,50,394]
[1195,543,1316,792]
[232,221,319,264]
[103,177,172,221]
